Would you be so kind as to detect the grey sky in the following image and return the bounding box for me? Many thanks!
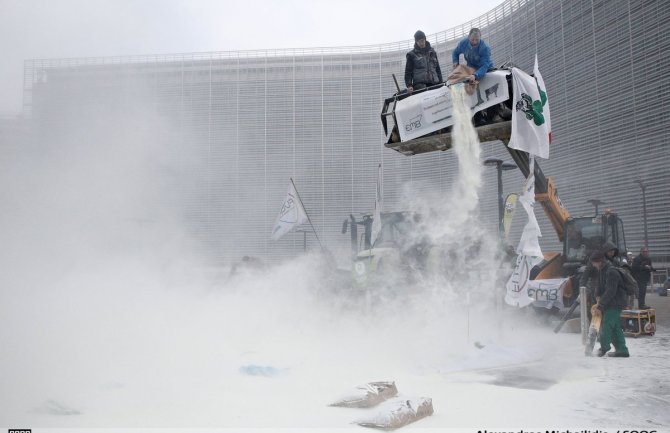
[0,0,502,115]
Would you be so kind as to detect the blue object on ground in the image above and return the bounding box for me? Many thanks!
[239,364,282,377]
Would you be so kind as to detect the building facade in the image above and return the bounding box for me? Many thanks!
[21,0,670,265]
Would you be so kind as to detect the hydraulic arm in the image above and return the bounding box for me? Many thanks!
[505,145,571,242]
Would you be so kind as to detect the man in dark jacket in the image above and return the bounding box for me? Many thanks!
[590,250,630,357]
[631,246,655,309]
[602,241,622,266]
[451,28,494,82]
[579,241,622,305]
[404,30,443,94]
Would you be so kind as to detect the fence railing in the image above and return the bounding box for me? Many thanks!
[652,269,668,286]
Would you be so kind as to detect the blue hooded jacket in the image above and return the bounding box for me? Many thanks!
[451,37,494,80]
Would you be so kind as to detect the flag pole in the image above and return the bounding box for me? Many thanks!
[290,177,323,250]
[369,163,383,253]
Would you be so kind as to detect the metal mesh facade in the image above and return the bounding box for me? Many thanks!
[22,0,670,264]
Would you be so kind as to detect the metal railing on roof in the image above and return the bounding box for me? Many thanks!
[24,0,526,70]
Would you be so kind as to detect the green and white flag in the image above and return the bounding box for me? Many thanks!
[271,179,308,241]
[508,55,552,159]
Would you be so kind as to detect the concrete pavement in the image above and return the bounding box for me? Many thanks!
[642,290,669,329]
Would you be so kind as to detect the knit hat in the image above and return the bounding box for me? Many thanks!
[414,30,426,41]
[589,250,605,262]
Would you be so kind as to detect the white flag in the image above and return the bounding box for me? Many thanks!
[516,159,543,258]
[505,158,544,307]
[271,180,308,241]
[508,56,552,159]
[505,254,538,308]
[502,192,519,241]
[370,164,383,247]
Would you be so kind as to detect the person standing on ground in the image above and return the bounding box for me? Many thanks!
[590,250,630,358]
[579,241,621,307]
[602,241,623,266]
[632,246,655,309]
[451,28,494,82]
[404,30,443,94]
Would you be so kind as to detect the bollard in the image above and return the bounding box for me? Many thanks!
[580,286,588,345]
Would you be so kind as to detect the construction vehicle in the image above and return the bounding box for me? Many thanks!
[380,66,627,306]
[342,211,443,288]
[339,70,515,290]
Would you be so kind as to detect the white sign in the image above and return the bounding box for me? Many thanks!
[394,70,510,142]
[528,278,568,309]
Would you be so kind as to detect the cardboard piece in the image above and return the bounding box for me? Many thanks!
[356,397,434,429]
[330,381,398,409]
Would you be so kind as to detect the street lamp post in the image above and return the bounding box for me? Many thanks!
[296,228,308,252]
[484,157,518,236]
[634,179,649,247]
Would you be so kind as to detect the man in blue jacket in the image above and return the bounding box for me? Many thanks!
[451,28,494,82]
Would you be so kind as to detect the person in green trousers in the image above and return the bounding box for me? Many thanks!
[590,250,630,358]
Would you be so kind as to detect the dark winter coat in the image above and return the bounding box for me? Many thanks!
[601,241,623,266]
[595,262,629,312]
[602,241,618,257]
[581,241,623,293]
[631,255,654,285]
[404,41,443,88]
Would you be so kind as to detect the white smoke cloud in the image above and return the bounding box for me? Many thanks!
[0,82,599,430]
